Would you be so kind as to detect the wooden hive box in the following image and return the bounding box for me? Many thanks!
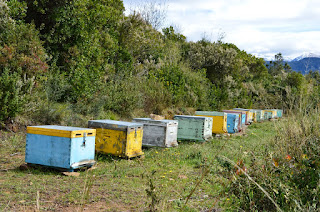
[264,111,273,119]
[250,110,262,122]
[264,110,277,119]
[195,111,227,134]
[173,115,213,141]
[228,110,249,125]
[226,113,238,134]
[132,118,178,147]
[232,108,253,124]
[25,125,96,171]
[88,120,144,158]
[252,109,264,121]
[277,109,283,118]
[222,110,243,132]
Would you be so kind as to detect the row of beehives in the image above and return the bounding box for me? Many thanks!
[25,108,282,171]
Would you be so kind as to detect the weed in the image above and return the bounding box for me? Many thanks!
[79,170,95,211]
[145,170,160,212]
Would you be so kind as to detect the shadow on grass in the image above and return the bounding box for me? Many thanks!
[8,163,94,175]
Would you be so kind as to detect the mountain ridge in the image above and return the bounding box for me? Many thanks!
[287,57,320,74]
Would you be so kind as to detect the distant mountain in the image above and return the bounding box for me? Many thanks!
[287,57,320,74]
[291,53,320,62]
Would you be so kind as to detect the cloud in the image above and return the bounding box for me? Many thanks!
[122,0,320,59]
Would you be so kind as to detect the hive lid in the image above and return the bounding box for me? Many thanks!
[195,111,225,116]
[88,120,143,130]
[222,110,246,114]
[233,108,251,111]
[174,115,212,120]
[133,118,178,126]
[27,125,96,138]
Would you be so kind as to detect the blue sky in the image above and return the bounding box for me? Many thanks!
[123,0,320,60]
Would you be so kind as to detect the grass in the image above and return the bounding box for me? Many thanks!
[0,121,280,211]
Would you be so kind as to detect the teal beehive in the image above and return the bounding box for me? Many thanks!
[250,109,262,122]
[277,109,283,118]
[174,115,213,141]
[25,125,96,171]
[253,109,265,121]
[264,111,273,119]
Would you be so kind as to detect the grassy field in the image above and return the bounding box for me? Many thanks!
[0,120,281,211]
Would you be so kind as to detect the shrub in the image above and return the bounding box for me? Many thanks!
[0,69,23,121]
[218,110,320,211]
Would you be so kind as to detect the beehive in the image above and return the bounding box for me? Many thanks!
[226,113,238,134]
[132,118,178,147]
[25,125,96,171]
[251,110,257,122]
[264,109,277,119]
[264,111,273,120]
[233,108,253,124]
[88,120,144,158]
[250,110,262,122]
[222,110,244,132]
[173,115,213,141]
[229,110,249,125]
[277,109,283,118]
[253,109,264,121]
[195,111,227,134]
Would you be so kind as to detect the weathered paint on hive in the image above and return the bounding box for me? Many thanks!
[277,109,283,118]
[223,111,243,132]
[88,120,144,158]
[226,113,237,133]
[234,114,239,132]
[223,110,243,131]
[250,110,262,122]
[264,111,273,119]
[228,110,249,125]
[132,118,178,147]
[25,125,96,170]
[252,109,264,121]
[174,115,213,141]
[264,110,277,119]
[232,108,254,124]
[195,111,227,134]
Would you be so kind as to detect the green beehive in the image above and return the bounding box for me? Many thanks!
[250,109,263,122]
[195,111,227,134]
[174,115,213,141]
[264,111,273,120]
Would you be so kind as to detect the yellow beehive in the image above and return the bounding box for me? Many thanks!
[251,111,257,122]
[195,111,227,134]
[88,120,144,158]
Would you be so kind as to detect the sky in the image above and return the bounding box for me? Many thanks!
[122,0,320,61]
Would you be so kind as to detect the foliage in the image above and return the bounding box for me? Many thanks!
[0,69,23,121]
[2,0,320,124]
[0,0,47,121]
[217,109,320,211]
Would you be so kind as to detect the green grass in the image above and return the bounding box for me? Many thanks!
[0,121,278,211]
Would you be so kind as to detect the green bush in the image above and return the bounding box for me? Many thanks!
[0,69,23,121]
[149,64,210,110]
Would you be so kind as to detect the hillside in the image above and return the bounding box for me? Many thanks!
[287,57,320,74]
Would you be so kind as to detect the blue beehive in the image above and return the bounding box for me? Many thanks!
[234,114,239,132]
[25,125,96,171]
[226,113,238,134]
